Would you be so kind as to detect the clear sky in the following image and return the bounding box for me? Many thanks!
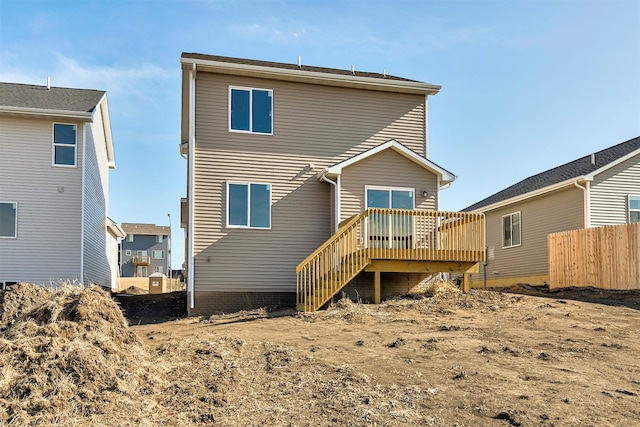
[1,0,639,269]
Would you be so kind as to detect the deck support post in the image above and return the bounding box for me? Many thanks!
[462,273,471,293]
[373,270,381,304]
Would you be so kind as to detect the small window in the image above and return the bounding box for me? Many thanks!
[125,249,132,256]
[152,250,165,259]
[154,266,164,274]
[53,123,77,166]
[227,182,271,229]
[502,211,521,248]
[156,235,163,243]
[630,196,640,223]
[137,250,148,257]
[229,87,273,134]
[0,202,17,238]
[126,234,134,242]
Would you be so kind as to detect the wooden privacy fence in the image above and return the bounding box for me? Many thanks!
[548,223,640,290]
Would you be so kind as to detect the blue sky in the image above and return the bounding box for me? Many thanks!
[1,0,639,269]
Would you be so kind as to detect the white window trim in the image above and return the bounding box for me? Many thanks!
[154,266,164,274]
[137,250,148,256]
[228,86,273,135]
[364,186,415,210]
[502,211,522,249]
[152,250,165,259]
[126,234,134,242]
[0,201,17,239]
[226,181,272,229]
[124,249,131,256]
[52,123,78,168]
[629,195,640,223]
[156,235,163,243]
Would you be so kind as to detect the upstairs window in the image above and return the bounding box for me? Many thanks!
[126,234,134,242]
[229,87,273,134]
[502,211,521,248]
[227,182,271,229]
[125,249,132,256]
[152,250,165,259]
[0,202,17,238]
[156,235,163,243]
[53,123,77,166]
[630,196,640,223]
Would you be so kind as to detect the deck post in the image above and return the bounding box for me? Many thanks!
[462,273,471,293]
[373,270,381,304]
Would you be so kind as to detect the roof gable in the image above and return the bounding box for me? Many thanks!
[464,136,640,212]
[324,139,456,184]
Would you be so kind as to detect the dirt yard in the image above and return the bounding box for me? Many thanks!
[1,283,639,426]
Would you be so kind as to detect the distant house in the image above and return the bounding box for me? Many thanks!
[180,53,485,315]
[119,223,170,278]
[0,81,123,289]
[463,136,640,288]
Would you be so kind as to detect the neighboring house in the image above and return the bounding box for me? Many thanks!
[119,223,170,277]
[463,136,640,288]
[180,53,485,315]
[0,81,122,289]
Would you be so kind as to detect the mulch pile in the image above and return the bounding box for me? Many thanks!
[0,283,164,426]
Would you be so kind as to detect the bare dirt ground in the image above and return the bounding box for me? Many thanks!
[2,283,639,426]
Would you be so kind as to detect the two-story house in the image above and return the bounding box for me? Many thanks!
[119,223,170,277]
[463,136,640,288]
[180,53,485,316]
[0,81,123,289]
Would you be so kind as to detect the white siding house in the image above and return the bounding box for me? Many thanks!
[0,82,121,290]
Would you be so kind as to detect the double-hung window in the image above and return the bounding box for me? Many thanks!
[502,211,521,248]
[53,123,77,166]
[229,87,273,134]
[152,250,165,259]
[156,235,163,243]
[227,182,271,229]
[630,196,640,223]
[0,202,17,238]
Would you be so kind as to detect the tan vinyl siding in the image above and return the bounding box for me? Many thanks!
[192,72,428,293]
[589,153,640,227]
[340,149,438,220]
[81,101,112,287]
[480,186,584,280]
[0,116,83,284]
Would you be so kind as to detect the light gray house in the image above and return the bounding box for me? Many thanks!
[119,223,170,278]
[180,53,485,315]
[0,81,123,289]
[463,136,640,288]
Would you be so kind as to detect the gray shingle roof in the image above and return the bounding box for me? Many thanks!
[121,223,170,236]
[0,82,105,113]
[463,136,640,212]
[181,52,420,83]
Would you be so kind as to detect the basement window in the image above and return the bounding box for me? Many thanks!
[502,211,521,248]
[227,182,271,229]
[229,87,273,134]
[630,196,640,223]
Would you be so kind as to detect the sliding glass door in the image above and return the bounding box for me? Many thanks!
[366,187,414,249]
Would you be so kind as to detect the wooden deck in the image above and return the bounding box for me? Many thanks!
[296,209,486,312]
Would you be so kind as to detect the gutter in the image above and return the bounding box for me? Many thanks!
[0,106,93,120]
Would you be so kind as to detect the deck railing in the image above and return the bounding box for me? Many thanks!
[296,209,485,312]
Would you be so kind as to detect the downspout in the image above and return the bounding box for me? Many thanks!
[187,63,196,309]
[80,123,86,285]
[574,180,590,228]
[319,171,339,233]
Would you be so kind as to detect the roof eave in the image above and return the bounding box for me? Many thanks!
[0,106,93,120]
[584,147,640,180]
[181,57,441,96]
[466,177,587,213]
